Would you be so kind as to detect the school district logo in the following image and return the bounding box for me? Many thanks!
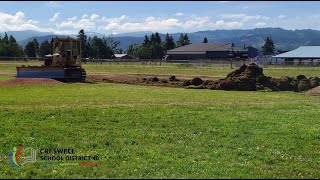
[9,144,36,168]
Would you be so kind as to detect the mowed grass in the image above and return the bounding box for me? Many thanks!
[0,61,319,78]
[0,82,319,178]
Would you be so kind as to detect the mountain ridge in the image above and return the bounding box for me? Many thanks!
[6,28,320,51]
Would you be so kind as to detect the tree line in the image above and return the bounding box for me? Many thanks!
[127,32,191,59]
[0,33,24,57]
[77,29,122,59]
[0,30,122,59]
[0,29,276,58]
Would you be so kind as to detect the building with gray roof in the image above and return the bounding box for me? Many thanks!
[166,42,258,60]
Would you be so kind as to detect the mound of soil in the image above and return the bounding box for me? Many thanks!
[169,76,178,81]
[208,63,264,91]
[305,86,320,96]
[206,63,318,92]
[0,78,65,87]
[190,77,203,86]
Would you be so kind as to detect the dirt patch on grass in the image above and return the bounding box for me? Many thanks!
[305,86,320,96]
[0,78,65,87]
[86,74,219,88]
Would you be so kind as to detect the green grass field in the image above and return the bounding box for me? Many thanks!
[0,82,319,178]
[0,61,320,78]
[0,61,319,178]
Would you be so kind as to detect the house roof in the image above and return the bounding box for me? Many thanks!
[114,54,128,58]
[273,46,320,58]
[166,42,246,55]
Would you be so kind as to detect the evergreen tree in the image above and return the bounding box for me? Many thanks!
[77,29,87,58]
[176,33,191,47]
[86,36,93,58]
[262,36,275,55]
[0,33,23,57]
[143,35,150,46]
[2,33,9,44]
[8,35,23,57]
[33,38,39,57]
[154,32,162,44]
[163,33,175,51]
[39,40,51,57]
[25,41,36,57]
[150,33,155,44]
[150,43,164,59]
[183,34,190,46]
[203,37,208,43]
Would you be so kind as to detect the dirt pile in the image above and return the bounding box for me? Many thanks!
[305,86,320,96]
[180,63,319,92]
[169,76,179,82]
[0,78,65,87]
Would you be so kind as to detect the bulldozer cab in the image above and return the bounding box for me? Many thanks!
[48,37,81,67]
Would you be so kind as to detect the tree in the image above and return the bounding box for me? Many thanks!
[39,40,51,57]
[33,38,39,56]
[0,33,23,57]
[150,42,164,59]
[183,34,190,45]
[90,36,113,59]
[262,36,275,55]
[176,33,191,47]
[77,29,87,58]
[154,32,162,44]
[9,35,23,57]
[150,33,155,44]
[143,35,150,46]
[2,33,9,44]
[163,33,175,51]
[103,37,120,52]
[116,48,124,54]
[25,41,36,57]
[86,36,93,58]
[127,43,140,58]
[203,37,208,43]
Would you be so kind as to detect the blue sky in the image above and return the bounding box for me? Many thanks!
[0,1,320,35]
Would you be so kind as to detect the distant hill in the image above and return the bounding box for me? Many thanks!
[19,35,71,47]
[110,31,153,37]
[11,28,320,51]
[0,30,53,42]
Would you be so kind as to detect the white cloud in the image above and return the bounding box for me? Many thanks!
[175,12,184,16]
[100,16,184,33]
[99,15,243,33]
[49,13,60,22]
[222,13,270,22]
[58,13,100,30]
[212,20,243,28]
[67,16,77,21]
[90,14,100,21]
[47,1,60,7]
[145,16,156,22]
[255,22,267,27]
[102,15,128,23]
[0,11,52,32]
[278,14,287,19]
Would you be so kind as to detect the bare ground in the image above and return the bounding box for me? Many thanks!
[0,78,65,87]
[86,74,219,88]
[0,73,219,88]
[305,86,320,96]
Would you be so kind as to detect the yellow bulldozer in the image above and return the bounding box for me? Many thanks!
[16,37,86,82]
